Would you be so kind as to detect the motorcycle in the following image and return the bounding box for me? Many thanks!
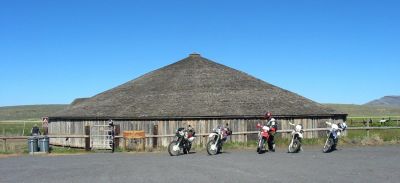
[207,127,227,155]
[288,123,303,153]
[322,122,346,153]
[256,123,270,154]
[168,128,195,156]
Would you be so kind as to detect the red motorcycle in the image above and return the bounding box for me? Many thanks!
[256,123,270,154]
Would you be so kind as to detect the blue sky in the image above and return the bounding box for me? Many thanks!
[0,0,399,107]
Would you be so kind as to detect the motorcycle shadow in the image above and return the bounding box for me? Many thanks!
[258,150,268,154]
[218,151,230,154]
[325,148,342,153]
[207,151,230,155]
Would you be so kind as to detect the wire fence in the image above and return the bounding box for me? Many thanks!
[347,117,400,127]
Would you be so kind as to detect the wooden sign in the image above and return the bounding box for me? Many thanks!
[123,130,145,139]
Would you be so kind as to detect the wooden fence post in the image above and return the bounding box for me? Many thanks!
[85,126,90,151]
[203,135,207,148]
[2,139,6,152]
[123,138,127,150]
[243,134,247,148]
[142,138,146,151]
[153,125,158,148]
[366,118,370,138]
[115,125,120,149]
[2,128,6,152]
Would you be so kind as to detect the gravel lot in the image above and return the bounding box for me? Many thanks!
[1,145,400,183]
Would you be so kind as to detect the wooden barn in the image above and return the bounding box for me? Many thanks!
[48,53,347,149]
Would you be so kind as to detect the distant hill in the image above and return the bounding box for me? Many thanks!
[0,105,68,121]
[324,103,400,117]
[364,96,400,107]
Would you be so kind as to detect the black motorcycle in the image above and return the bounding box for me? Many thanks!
[168,128,195,156]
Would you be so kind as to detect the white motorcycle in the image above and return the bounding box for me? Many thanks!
[288,122,303,153]
[207,127,227,155]
[322,122,347,153]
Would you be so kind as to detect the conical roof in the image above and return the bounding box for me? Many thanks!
[51,54,344,119]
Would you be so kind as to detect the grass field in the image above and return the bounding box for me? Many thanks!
[0,139,26,154]
[0,121,44,136]
[324,103,400,117]
[0,121,45,154]
[0,104,67,121]
[346,129,400,142]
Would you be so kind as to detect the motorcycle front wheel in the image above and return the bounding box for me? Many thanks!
[168,140,180,156]
[288,139,301,153]
[322,138,334,153]
[257,138,265,154]
[207,140,218,155]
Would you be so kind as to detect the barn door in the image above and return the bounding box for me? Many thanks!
[90,122,113,150]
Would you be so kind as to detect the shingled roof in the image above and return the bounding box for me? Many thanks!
[51,54,345,119]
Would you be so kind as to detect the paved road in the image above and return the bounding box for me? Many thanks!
[1,145,400,183]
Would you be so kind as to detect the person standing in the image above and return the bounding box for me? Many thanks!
[186,125,196,140]
[31,124,41,136]
[108,120,115,153]
[265,112,277,152]
[223,123,232,138]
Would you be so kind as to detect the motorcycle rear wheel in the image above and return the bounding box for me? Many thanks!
[168,141,180,156]
[207,140,218,155]
[331,138,338,151]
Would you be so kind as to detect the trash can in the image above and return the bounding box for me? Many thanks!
[28,137,39,153]
[38,136,50,153]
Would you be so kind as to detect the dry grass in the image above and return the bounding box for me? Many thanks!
[0,139,27,154]
[360,134,385,146]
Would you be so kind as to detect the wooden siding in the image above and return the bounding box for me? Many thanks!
[48,117,345,149]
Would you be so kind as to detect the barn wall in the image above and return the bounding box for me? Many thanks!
[48,117,345,149]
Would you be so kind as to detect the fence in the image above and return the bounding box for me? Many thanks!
[1,126,400,152]
[348,117,400,126]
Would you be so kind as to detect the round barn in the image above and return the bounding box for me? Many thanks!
[48,53,347,149]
